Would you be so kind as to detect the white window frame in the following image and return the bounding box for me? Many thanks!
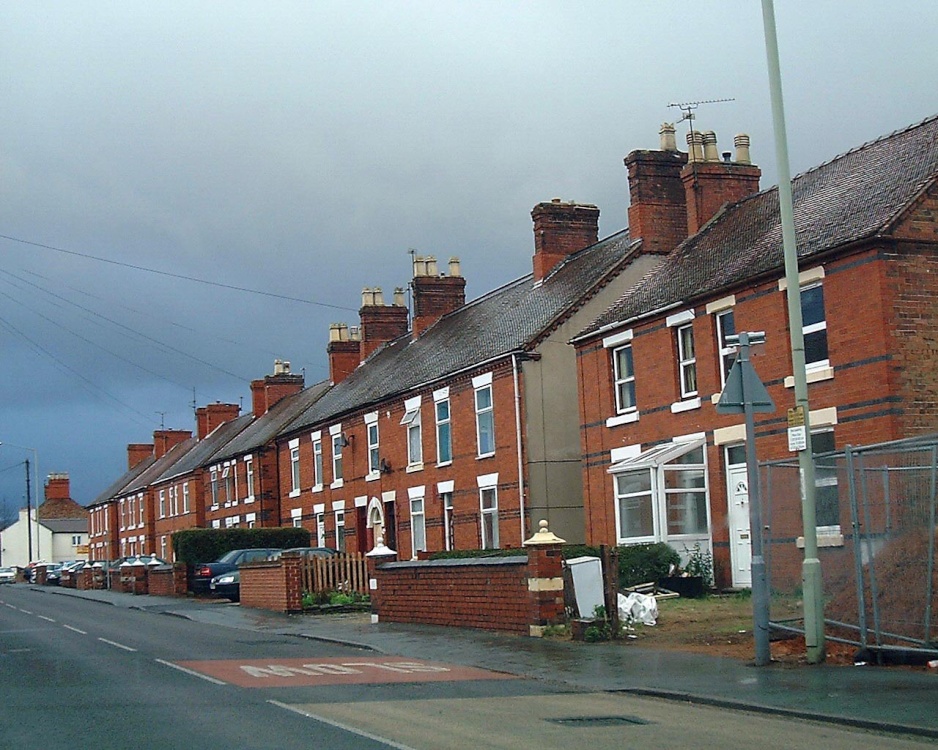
[441,487,455,551]
[316,511,325,547]
[434,389,452,466]
[408,486,426,558]
[334,509,346,552]
[715,308,736,388]
[477,473,499,550]
[222,464,233,506]
[402,397,423,470]
[473,375,495,458]
[612,343,637,414]
[367,416,380,479]
[676,322,697,399]
[158,489,166,519]
[289,439,301,497]
[183,482,190,514]
[800,281,829,371]
[330,424,344,488]
[210,469,219,509]
[311,432,323,491]
[244,456,255,502]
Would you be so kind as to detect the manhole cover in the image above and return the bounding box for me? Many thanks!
[548,716,651,727]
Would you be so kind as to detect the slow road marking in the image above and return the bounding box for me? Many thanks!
[175,657,516,688]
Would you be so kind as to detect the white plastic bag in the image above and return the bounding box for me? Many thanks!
[618,591,658,626]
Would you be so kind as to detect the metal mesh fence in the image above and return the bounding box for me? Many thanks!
[762,434,938,654]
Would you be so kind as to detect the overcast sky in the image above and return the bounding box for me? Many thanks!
[1,1,935,513]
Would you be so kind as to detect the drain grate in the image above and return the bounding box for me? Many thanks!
[548,716,652,727]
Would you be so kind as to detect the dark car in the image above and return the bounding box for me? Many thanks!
[271,547,338,559]
[209,569,242,601]
[190,548,281,595]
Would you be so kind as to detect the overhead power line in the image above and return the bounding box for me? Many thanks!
[0,233,357,312]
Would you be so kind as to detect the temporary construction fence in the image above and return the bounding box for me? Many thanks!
[299,551,369,597]
[762,433,938,661]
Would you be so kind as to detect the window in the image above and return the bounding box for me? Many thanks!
[292,516,303,529]
[120,500,125,530]
[160,536,167,560]
[159,490,166,519]
[405,413,422,467]
[222,465,233,505]
[72,535,82,546]
[435,398,452,465]
[480,486,499,549]
[612,344,636,413]
[812,430,840,529]
[441,491,454,551]
[210,469,219,508]
[332,434,344,484]
[316,512,325,547]
[676,323,697,398]
[368,422,380,476]
[715,309,736,387]
[475,385,495,456]
[609,440,710,544]
[801,283,828,368]
[244,457,254,501]
[183,482,190,514]
[312,438,323,489]
[409,491,426,557]
[138,496,145,526]
[290,444,301,495]
[169,486,178,516]
[335,510,346,552]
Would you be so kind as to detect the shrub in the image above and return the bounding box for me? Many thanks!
[427,548,527,561]
[171,527,311,565]
[617,542,681,588]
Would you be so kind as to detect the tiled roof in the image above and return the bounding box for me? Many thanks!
[37,496,89,519]
[212,380,332,462]
[286,230,636,432]
[40,518,88,534]
[88,455,156,508]
[584,114,938,335]
[120,438,198,497]
[154,412,255,484]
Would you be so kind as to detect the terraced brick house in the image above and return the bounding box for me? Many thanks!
[573,116,938,589]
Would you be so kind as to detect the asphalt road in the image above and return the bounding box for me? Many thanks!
[1,586,932,750]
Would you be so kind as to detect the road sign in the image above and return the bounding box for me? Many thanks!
[716,358,775,414]
[787,406,807,452]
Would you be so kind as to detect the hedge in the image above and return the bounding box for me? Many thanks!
[171,527,311,565]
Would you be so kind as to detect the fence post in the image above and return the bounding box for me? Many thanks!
[523,519,566,637]
[365,537,398,624]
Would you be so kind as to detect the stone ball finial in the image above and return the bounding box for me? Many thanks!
[523,518,566,546]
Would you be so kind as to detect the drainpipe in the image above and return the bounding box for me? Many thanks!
[512,353,527,541]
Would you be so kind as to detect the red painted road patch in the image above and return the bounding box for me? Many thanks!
[175,657,517,688]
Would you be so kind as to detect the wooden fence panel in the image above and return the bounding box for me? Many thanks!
[300,553,368,596]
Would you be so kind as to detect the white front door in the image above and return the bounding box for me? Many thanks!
[726,457,752,588]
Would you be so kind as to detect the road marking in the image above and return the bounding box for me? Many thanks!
[98,637,137,652]
[155,658,227,685]
[268,700,419,750]
[176,657,516,688]
[63,624,87,635]
[3,603,17,609]
[18,609,33,615]
[37,615,56,623]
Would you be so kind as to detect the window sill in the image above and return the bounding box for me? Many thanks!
[330,479,344,490]
[784,365,833,388]
[310,485,322,494]
[796,531,844,548]
[245,496,255,504]
[289,489,301,499]
[406,463,424,473]
[436,460,453,468]
[671,397,701,414]
[365,471,380,482]
[210,505,219,511]
[606,411,640,428]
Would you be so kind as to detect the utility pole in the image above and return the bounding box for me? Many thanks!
[25,458,33,563]
[761,0,825,662]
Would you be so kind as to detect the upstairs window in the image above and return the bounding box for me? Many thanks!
[676,323,697,398]
[311,435,323,489]
[289,444,301,494]
[158,490,166,519]
[210,469,219,508]
[331,433,344,483]
[183,482,190,514]
[402,399,423,468]
[612,344,636,413]
[368,422,380,475]
[435,398,452,465]
[475,385,495,456]
[715,309,736,387]
[244,457,254,500]
[801,283,829,369]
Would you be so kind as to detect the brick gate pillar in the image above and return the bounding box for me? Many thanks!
[523,519,566,637]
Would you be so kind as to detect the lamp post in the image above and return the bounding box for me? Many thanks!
[0,441,41,563]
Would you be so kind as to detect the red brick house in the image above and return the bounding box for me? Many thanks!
[274,199,664,558]
[573,115,938,588]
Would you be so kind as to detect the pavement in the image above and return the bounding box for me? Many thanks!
[28,584,938,739]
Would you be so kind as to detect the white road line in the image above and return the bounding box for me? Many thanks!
[155,659,227,685]
[18,609,33,615]
[268,700,419,750]
[37,615,56,623]
[98,637,137,652]
[3,603,17,609]
[63,624,87,635]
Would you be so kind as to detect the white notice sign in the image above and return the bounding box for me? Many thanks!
[788,425,807,452]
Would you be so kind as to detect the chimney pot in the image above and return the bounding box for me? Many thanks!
[722,151,732,163]
[373,288,385,306]
[659,122,678,152]
[734,133,752,164]
[426,256,438,276]
[686,131,705,162]
[448,257,461,278]
[701,131,719,162]
[329,323,342,342]
[393,287,406,307]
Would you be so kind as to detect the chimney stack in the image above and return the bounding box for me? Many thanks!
[681,130,761,235]
[196,402,240,439]
[411,255,467,336]
[327,323,362,384]
[44,473,70,502]
[359,286,409,360]
[153,429,191,459]
[250,360,305,417]
[531,199,600,281]
[625,123,689,255]
[127,443,154,470]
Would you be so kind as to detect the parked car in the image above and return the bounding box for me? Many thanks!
[0,567,16,584]
[190,548,281,595]
[272,547,338,559]
[209,569,241,602]
[43,564,63,585]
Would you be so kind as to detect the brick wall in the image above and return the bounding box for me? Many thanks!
[240,554,304,613]
[146,564,188,597]
[371,542,565,636]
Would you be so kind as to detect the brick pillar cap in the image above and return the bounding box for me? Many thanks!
[523,519,566,547]
[366,537,397,558]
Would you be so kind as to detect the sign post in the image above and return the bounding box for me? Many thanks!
[717,331,775,665]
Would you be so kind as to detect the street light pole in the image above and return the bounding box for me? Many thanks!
[761,0,825,663]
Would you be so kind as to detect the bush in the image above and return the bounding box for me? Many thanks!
[617,542,680,588]
[171,527,311,565]
[427,548,527,561]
